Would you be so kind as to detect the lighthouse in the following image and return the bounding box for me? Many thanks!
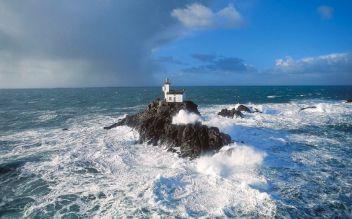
[162,78,184,102]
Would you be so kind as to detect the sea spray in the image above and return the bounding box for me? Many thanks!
[172,109,202,125]
[1,87,352,218]
[195,144,266,184]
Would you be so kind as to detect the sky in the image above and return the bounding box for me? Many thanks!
[0,0,351,88]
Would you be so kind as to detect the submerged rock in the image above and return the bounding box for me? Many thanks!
[299,106,317,111]
[236,104,251,113]
[217,104,261,118]
[104,99,231,158]
[237,104,262,113]
[217,108,244,118]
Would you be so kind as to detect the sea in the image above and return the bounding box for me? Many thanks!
[0,86,351,218]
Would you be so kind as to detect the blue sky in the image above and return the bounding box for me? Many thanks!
[0,0,351,88]
[158,0,351,68]
[154,0,352,85]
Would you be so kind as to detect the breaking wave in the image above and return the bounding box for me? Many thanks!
[1,98,351,217]
[172,109,202,125]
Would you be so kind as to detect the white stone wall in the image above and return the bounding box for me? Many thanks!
[165,94,183,102]
[175,94,183,102]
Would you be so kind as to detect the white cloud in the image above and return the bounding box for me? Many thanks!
[217,4,243,28]
[171,3,243,29]
[275,56,294,67]
[274,53,352,75]
[317,5,334,20]
[172,52,352,85]
[171,3,214,28]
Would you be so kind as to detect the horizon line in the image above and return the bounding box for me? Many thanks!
[1,84,352,90]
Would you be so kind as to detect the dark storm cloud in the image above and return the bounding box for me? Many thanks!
[174,52,352,85]
[192,54,217,62]
[0,0,203,88]
[186,54,256,73]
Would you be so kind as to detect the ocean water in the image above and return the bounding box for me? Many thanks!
[0,86,351,218]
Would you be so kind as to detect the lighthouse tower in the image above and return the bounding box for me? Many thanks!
[162,78,170,97]
[162,78,184,102]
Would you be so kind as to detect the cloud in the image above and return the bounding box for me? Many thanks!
[172,3,214,28]
[317,5,334,20]
[185,54,256,74]
[171,3,243,29]
[192,53,217,62]
[258,53,352,85]
[0,0,197,88]
[171,52,352,85]
[0,54,92,88]
[274,53,352,75]
[207,57,254,72]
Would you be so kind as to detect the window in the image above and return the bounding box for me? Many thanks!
[169,96,172,101]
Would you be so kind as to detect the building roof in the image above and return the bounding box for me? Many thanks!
[167,89,184,95]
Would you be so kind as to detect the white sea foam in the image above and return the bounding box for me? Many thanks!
[196,144,266,184]
[0,111,276,217]
[37,111,58,122]
[1,99,351,217]
[172,109,202,125]
[267,95,278,98]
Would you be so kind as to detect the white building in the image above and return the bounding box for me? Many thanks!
[162,78,184,103]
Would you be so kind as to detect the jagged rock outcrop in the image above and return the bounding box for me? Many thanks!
[346,99,352,103]
[217,104,261,118]
[218,108,244,118]
[104,99,232,158]
[236,104,252,113]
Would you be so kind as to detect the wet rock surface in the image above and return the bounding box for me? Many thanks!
[104,99,232,158]
[218,104,261,118]
[236,104,252,113]
[217,108,244,118]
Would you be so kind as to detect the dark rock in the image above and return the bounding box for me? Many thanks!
[218,108,244,118]
[0,161,25,175]
[252,108,262,113]
[62,128,69,131]
[218,104,262,118]
[104,99,231,158]
[299,106,317,111]
[103,122,121,130]
[346,99,352,103]
[236,104,251,113]
[217,109,233,118]
[237,104,262,113]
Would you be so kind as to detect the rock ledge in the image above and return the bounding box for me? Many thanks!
[104,99,232,158]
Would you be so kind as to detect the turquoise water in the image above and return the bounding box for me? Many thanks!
[0,86,351,218]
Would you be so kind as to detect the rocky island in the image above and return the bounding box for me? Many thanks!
[104,99,232,158]
[217,104,262,118]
